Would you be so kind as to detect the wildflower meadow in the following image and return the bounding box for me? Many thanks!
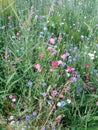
[0,0,98,129]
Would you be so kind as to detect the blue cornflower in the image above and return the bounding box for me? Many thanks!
[68,59,72,63]
[25,115,30,120]
[93,69,97,73]
[77,86,82,92]
[32,115,36,120]
[42,82,47,87]
[20,47,24,51]
[73,58,76,61]
[70,44,74,47]
[62,62,66,67]
[96,44,98,47]
[61,101,66,106]
[27,81,33,86]
[41,92,47,97]
[74,47,78,50]
[52,126,56,130]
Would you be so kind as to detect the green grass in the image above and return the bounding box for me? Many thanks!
[0,0,98,129]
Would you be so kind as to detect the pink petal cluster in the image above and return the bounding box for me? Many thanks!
[61,54,68,59]
[59,94,64,98]
[67,66,75,72]
[47,46,53,50]
[39,54,44,58]
[50,38,55,44]
[52,61,58,67]
[58,60,63,65]
[50,68,54,72]
[34,64,42,72]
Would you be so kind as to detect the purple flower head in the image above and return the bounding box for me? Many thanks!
[33,111,37,116]
[52,90,58,97]
[41,126,46,130]
[17,117,21,121]
[9,95,13,99]
[41,92,47,97]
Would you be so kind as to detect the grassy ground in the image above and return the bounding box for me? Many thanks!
[0,0,98,129]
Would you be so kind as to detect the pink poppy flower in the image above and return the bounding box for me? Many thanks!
[52,105,56,110]
[47,46,53,50]
[61,54,67,59]
[34,64,42,72]
[50,38,55,44]
[52,61,58,67]
[57,115,62,120]
[39,54,44,58]
[50,69,54,72]
[58,60,63,65]
[67,66,75,72]
[59,94,64,98]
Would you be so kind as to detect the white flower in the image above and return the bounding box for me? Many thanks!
[10,121,15,124]
[67,99,71,104]
[66,72,70,77]
[57,102,61,107]
[9,116,14,121]
[88,53,94,60]
[80,35,84,39]
[12,98,16,102]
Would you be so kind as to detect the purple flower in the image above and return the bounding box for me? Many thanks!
[41,126,46,130]
[52,90,58,97]
[9,95,13,99]
[17,117,21,121]
[41,92,47,97]
[72,77,77,82]
[33,112,37,116]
